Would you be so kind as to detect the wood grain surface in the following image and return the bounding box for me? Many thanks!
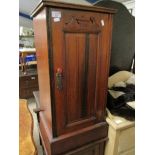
[19,99,37,155]
[32,1,115,154]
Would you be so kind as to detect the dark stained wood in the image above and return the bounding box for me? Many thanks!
[39,113,52,155]
[31,0,117,17]
[33,1,115,155]
[51,122,108,155]
[64,139,105,155]
[33,91,108,155]
[50,9,113,136]
[19,74,39,99]
[63,15,101,33]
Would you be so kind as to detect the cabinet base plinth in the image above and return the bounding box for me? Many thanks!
[39,115,108,155]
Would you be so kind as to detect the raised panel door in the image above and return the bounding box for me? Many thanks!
[50,9,112,136]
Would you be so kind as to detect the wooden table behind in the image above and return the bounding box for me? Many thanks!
[19,99,37,155]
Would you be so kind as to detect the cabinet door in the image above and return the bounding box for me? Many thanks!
[50,9,112,136]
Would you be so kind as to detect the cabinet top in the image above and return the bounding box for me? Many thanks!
[31,0,117,17]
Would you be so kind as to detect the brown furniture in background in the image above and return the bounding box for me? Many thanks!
[19,72,39,98]
[32,1,116,154]
[19,49,39,99]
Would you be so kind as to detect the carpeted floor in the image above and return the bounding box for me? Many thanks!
[27,98,43,155]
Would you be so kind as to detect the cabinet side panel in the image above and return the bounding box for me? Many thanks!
[33,8,52,131]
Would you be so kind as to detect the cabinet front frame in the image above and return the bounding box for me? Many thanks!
[47,8,113,136]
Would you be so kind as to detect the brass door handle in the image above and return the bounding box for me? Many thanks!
[56,68,63,90]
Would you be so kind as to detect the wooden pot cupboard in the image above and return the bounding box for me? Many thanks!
[32,1,116,155]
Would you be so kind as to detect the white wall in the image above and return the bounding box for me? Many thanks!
[19,0,135,29]
[122,0,135,16]
[57,0,91,5]
[19,16,33,28]
[19,0,91,28]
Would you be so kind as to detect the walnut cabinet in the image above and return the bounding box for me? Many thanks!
[32,1,116,154]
